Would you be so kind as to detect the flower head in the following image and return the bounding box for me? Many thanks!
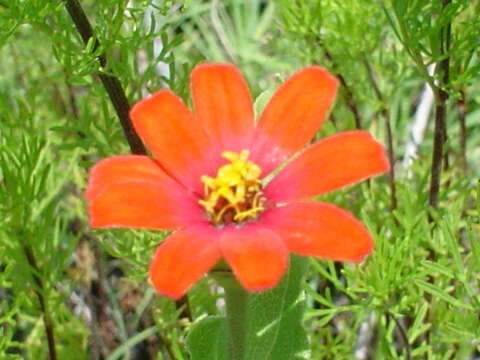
[86,63,390,299]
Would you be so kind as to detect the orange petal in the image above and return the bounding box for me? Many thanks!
[130,90,213,192]
[251,66,338,174]
[191,63,255,150]
[219,224,288,291]
[149,225,222,299]
[86,155,168,201]
[260,202,373,262]
[265,131,390,203]
[88,157,204,229]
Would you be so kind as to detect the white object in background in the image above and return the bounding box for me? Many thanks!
[402,63,436,173]
[141,0,172,95]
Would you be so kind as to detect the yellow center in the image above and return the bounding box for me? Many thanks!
[199,150,265,225]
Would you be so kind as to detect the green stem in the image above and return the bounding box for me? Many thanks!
[457,89,467,171]
[23,244,57,360]
[214,271,249,360]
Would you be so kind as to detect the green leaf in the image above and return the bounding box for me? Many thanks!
[186,316,229,360]
[254,87,275,116]
[188,256,309,360]
[106,326,158,360]
[243,256,309,360]
[415,279,474,311]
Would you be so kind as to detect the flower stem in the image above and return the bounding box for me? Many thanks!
[214,271,249,360]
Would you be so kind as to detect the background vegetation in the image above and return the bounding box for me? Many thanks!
[1,0,479,358]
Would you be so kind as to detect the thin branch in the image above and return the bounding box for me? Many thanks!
[428,0,451,209]
[363,57,397,211]
[66,81,80,122]
[329,112,338,131]
[424,1,452,354]
[317,40,363,129]
[386,311,412,360]
[23,245,57,360]
[89,236,109,357]
[457,88,467,171]
[62,0,146,155]
[62,0,191,325]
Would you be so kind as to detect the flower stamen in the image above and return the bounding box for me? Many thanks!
[199,150,265,225]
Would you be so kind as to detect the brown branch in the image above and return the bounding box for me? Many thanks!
[428,0,451,209]
[62,0,192,324]
[318,41,363,129]
[23,245,57,360]
[66,80,80,122]
[386,311,412,360]
[424,0,452,354]
[89,236,109,358]
[363,57,398,211]
[62,0,146,155]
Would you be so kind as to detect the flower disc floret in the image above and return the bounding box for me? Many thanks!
[199,150,265,225]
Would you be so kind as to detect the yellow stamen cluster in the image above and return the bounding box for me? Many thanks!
[199,150,265,225]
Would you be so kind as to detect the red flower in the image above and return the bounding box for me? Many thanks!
[86,63,389,299]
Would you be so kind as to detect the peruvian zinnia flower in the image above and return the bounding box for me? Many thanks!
[86,63,389,299]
